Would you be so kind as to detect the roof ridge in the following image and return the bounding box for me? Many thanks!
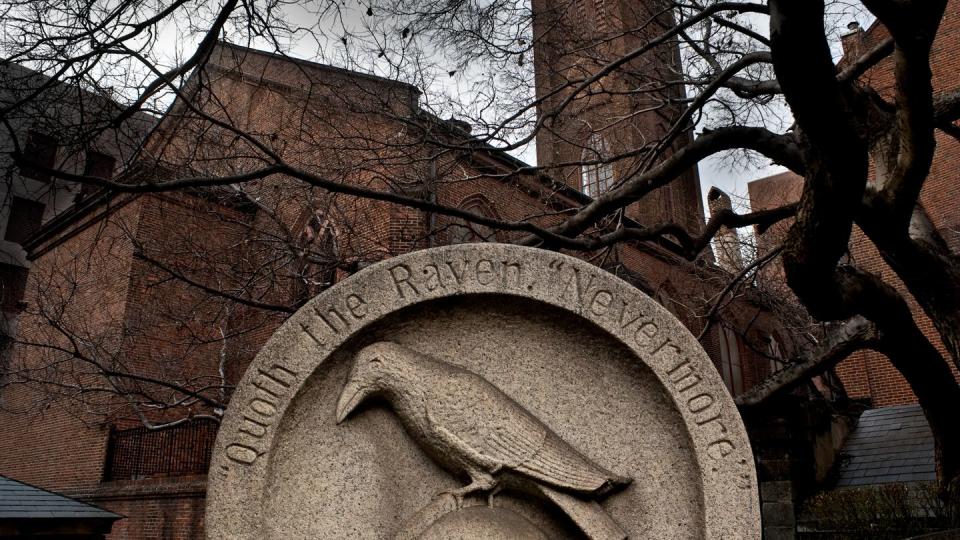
[213,40,421,94]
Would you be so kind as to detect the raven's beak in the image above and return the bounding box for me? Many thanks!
[335,380,367,424]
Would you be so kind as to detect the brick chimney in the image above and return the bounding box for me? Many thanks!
[707,187,744,273]
[841,21,864,59]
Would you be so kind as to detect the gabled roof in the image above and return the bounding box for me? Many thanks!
[0,474,121,520]
[212,41,421,96]
[836,404,936,488]
[24,42,704,267]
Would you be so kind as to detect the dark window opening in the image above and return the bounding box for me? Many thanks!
[4,197,45,244]
[0,333,11,385]
[718,326,744,395]
[449,215,493,244]
[767,333,784,374]
[76,151,116,201]
[84,151,115,180]
[293,211,339,303]
[19,131,59,182]
[0,262,29,312]
[448,198,497,244]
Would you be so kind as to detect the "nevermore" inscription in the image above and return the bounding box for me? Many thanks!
[555,263,737,463]
[223,255,743,478]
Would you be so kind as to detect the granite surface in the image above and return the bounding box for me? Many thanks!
[206,244,760,539]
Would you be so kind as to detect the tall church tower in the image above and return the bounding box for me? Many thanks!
[531,0,704,232]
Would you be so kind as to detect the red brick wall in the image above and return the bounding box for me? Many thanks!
[71,478,207,540]
[104,495,205,540]
[848,6,960,248]
[0,196,144,491]
[838,226,960,406]
[530,0,705,232]
[750,171,960,406]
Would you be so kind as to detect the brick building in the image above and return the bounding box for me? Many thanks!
[531,0,705,232]
[0,12,811,540]
[0,62,153,376]
[748,4,960,407]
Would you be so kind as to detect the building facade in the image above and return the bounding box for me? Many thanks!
[530,0,705,232]
[0,63,153,373]
[0,13,803,540]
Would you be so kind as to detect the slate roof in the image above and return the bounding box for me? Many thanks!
[836,404,936,488]
[0,474,120,520]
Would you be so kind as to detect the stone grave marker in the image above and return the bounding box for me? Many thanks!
[206,244,760,539]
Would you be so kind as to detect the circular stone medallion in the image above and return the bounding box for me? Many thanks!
[206,244,760,539]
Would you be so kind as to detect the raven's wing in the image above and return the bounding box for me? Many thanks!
[503,428,616,494]
[436,370,621,495]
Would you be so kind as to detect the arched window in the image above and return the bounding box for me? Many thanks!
[717,325,744,395]
[580,134,614,197]
[766,333,784,374]
[593,0,608,32]
[448,197,497,244]
[292,210,339,302]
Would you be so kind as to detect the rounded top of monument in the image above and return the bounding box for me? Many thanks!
[206,243,760,539]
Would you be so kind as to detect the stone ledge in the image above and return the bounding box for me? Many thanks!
[763,526,796,540]
[63,475,207,502]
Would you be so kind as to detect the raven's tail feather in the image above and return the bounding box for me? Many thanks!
[595,474,633,498]
[537,484,628,540]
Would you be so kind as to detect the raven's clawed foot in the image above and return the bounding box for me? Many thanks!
[439,474,498,509]
[486,484,504,507]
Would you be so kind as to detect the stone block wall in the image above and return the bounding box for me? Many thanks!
[761,480,796,540]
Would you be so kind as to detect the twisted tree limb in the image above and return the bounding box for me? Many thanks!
[736,317,877,407]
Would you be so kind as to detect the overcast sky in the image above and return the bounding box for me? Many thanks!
[696,4,873,215]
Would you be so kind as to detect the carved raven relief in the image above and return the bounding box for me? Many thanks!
[336,341,632,540]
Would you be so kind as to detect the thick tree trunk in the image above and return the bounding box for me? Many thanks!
[769,0,960,489]
[859,203,960,371]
